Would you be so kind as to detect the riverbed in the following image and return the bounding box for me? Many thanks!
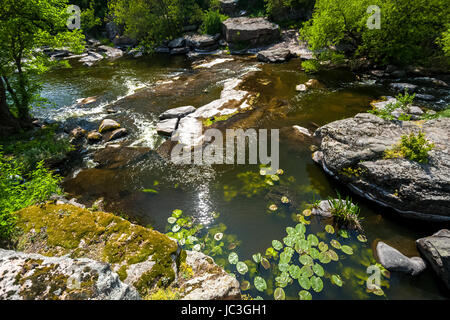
[34,54,450,300]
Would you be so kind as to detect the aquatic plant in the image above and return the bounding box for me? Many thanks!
[328,194,363,231]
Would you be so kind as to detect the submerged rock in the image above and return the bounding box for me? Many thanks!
[0,249,140,300]
[376,242,426,276]
[313,114,450,220]
[417,230,450,290]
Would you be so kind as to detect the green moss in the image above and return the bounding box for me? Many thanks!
[202,111,240,127]
[146,288,181,300]
[117,265,128,282]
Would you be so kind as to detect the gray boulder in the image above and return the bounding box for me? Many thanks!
[222,17,280,51]
[98,46,123,59]
[156,118,179,136]
[417,230,450,290]
[0,249,140,300]
[376,242,426,276]
[159,106,196,120]
[389,83,418,93]
[257,48,292,63]
[187,34,218,51]
[313,114,450,220]
[168,37,186,49]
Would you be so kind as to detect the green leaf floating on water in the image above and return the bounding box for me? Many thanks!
[341,245,354,255]
[142,188,158,194]
[172,225,181,233]
[278,262,289,272]
[325,225,335,234]
[272,240,283,251]
[318,252,331,264]
[298,276,311,290]
[299,254,314,267]
[301,265,314,278]
[283,235,296,247]
[172,209,183,218]
[289,265,302,279]
[312,264,325,277]
[299,290,312,300]
[274,288,286,300]
[339,229,349,238]
[252,253,262,264]
[307,234,319,247]
[357,234,368,243]
[332,274,343,287]
[236,261,249,275]
[254,276,267,292]
[318,242,328,252]
[311,276,324,293]
[330,240,342,249]
[326,249,339,262]
[228,252,239,265]
[261,258,271,270]
[309,248,320,259]
[275,272,291,288]
[295,223,306,234]
[167,217,177,224]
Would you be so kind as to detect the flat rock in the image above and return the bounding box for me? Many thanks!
[257,48,292,63]
[389,83,418,93]
[156,118,179,136]
[376,242,426,276]
[98,45,123,59]
[222,17,280,50]
[0,249,140,300]
[186,34,218,50]
[159,106,196,120]
[417,230,450,290]
[313,114,450,220]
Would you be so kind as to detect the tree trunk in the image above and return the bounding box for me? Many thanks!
[0,77,22,136]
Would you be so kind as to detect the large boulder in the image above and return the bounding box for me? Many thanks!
[0,249,140,300]
[313,114,450,221]
[376,242,426,276]
[257,48,292,63]
[99,119,121,133]
[221,17,281,51]
[14,204,240,300]
[417,230,450,290]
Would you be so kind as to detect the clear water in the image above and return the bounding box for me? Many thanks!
[35,55,450,300]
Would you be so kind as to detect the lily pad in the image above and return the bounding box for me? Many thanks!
[228,252,239,265]
[272,240,283,251]
[319,252,331,264]
[214,233,224,241]
[307,234,319,247]
[289,265,302,279]
[283,236,296,247]
[261,258,271,270]
[341,245,354,255]
[325,225,335,234]
[309,248,320,260]
[172,209,183,218]
[236,261,249,275]
[312,264,325,277]
[172,225,181,233]
[252,253,262,264]
[254,277,267,292]
[299,290,312,300]
[330,240,342,250]
[326,250,339,262]
[295,223,306,234]
[167,217,177,224]
[299,254,314,267]
[274,287,286,300]
[278,263,289,272]
[311,276,324,293]
[301,266,314,278]
[318,242,329,252]
[302,209,312,217]
[332,275,343,287]
[357,234,368,243]
[298,276,311,290]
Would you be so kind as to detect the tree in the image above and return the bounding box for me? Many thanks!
[0,0,84,134]
[108,0,203,48]
[301,0,450,67]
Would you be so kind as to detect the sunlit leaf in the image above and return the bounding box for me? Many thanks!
[341,245,354,255]
[274,287,286,300]
[332,275,343,287]
[311,276,324,293]
[299,290,312,300]
[272,240,283,251]
[254,277,267,292]
[312,264,325,277]
[228,252,239,265]
[236,261,248,275]
[325,225,335,234]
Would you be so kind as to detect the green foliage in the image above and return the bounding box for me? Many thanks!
[109,0,203,47]
[0,151,63,239]
[0,0,85,123]
[384,131,435,164]
[328,194,362,231]
[265,0,315,22]
[200,10,227,35]
[440,26,450,57]
[0,126,74,172]
[369,91,415,120]
[301,0,450,67]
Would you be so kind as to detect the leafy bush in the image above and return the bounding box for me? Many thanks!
[369,91,415,120]
[201,9,227,35]
[0,152,63,240]
[328,194,362,230]
[384,131,435,164]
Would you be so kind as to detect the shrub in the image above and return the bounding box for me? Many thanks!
[384,131,435,164]
[201,9,227,35]
[0,151,63,240]
[369,91,415,120]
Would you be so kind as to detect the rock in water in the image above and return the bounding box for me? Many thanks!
[156,118,179,136]
[257,48,292,63]
[222,17,281,51]
[0,249,140,300]
[107,128,128,142]
[87,131,102,143]
[313,114,450,220]
[159,106,196,120]
[99,119,121,133]
[376,242,426,276]
[417,230,450,290]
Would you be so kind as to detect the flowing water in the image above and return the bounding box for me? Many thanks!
[35,54,450,300]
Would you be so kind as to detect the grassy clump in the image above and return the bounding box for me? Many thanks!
[384,131,435,164]
[200,10,227,35]
[0,151,62,240]
[369,91,415,121]
[328,194,362,231]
